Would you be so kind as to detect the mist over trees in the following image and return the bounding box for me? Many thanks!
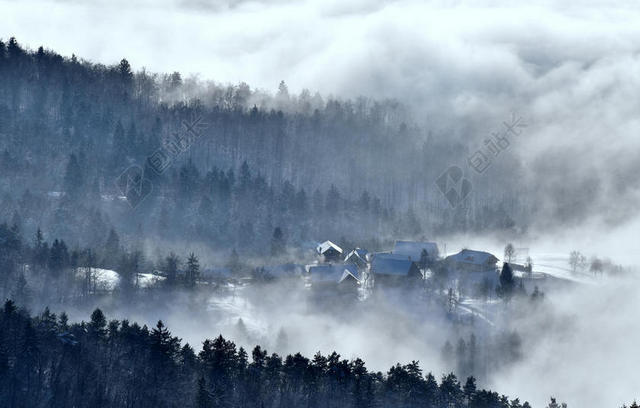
[1,36,638,408]
[0,301,533,408]
[0,38,527,256]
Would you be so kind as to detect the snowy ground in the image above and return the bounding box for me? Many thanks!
[527,252,599,285]
[75,267,165,291]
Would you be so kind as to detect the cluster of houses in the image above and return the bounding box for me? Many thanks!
[303,240,501,297]
[179,239,506,299]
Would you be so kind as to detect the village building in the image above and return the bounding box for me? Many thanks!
[445,249,499,273]
[392,240,439,266]
[344,248,369,270]
[305,264,360,296]
[316,240,343,263]
[370,253,422,286]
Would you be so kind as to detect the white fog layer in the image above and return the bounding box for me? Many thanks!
[1,1,639,408]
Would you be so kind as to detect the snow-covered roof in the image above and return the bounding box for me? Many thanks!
[370,253,416,276]
[344,248,368,263]
[447,249,498,266]
[393,240,439,260]
[317,240,343,255]
[307,263,359,283]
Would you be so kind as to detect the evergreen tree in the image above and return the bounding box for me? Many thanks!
[165,252,180,286]
[88,308,107,339]
[186,252,200,287]
[196,376,213,408]
[497,262,515,301]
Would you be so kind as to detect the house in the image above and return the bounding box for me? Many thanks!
[344,248,369,270]
[392,240,439,266]
[305,263,360,293]
[446,249,499,273]
[370,253,422,286]
[316,240,343,262]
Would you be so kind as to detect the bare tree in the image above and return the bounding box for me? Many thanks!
[504,243,515,263]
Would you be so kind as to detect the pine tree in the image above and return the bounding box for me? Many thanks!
[89,308,107,339]
[497,262,515,301]
[196,376,213,408]
[165,252,180,286]
[463,376,477,403]
[186,252,200,287]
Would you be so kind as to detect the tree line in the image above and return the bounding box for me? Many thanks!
[0,37,527,259]
[0,300,537,408]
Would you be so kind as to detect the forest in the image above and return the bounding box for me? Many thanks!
[0,31,638,408]
[0,37,525,259]
[0,299,537,408]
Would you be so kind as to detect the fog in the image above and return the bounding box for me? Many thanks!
[2,0,640,406]
[41,227,637,407]
[4,0,640,230]
[491,273,640,408]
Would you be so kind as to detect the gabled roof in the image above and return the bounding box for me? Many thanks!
[344,248,368,264]
[393,240,439,260]
[306,263,359,283]
[317,240,343,255]
[370,253,416,276]
[447,249,498,266]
